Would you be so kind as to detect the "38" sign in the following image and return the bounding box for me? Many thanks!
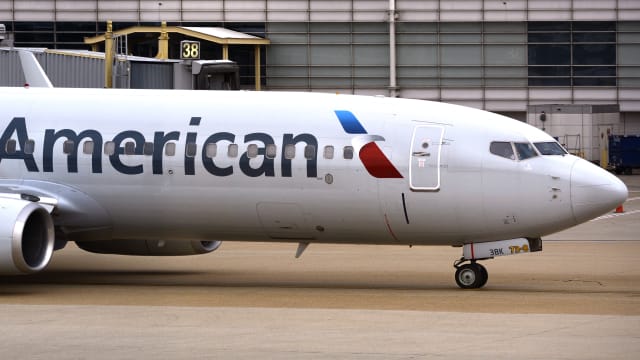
[180,40,200,60]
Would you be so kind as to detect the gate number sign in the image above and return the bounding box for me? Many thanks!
[180,40,200,60]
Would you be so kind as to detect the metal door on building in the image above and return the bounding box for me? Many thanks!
[410,126,444,191]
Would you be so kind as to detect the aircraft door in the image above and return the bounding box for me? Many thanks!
[410,126,444,190]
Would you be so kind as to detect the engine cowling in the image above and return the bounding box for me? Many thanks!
[76,239,222,256]
[0,198,55,274]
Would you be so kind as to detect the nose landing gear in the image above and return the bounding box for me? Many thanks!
[454,258,488,289]
[452,238,542,289]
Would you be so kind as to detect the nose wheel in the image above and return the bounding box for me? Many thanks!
[454,260,488,289]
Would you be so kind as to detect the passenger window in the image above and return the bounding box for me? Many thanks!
[247,144,259,158]
[23,140,35,155]
[228,144,238,158]
[185,143,197,158]
[143,142,154,156]
[343,146,354,160]
[324,145,334,159]
[304,145,316,160]
[165,143,176,156]
[514,142,538,160]
[265,144,277,159]
[104,141,115,155]
[5,139,16,154]
[490,142,515,160]
[284,144,295,159]
[124,141,135,155]
[205,143,217,158]
[63,140,75,154]
[83,141,94,154]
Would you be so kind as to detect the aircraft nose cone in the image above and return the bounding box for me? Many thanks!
[570,159,628,224]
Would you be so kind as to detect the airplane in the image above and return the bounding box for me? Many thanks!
[0,50,628,289]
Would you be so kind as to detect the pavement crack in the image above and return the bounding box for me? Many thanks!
[561,279,604,286]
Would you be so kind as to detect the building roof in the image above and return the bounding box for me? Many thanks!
[178,27,269,44]
[84,25,270,46]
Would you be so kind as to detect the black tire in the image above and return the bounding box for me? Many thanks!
[455,264,483,289]
[477,263,489,288]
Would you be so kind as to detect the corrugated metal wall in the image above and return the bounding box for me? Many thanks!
[0,50,104,88]
[0,50,26,86]
[36,52,104,88]
[0,49,175,89]
[130,62,173,89]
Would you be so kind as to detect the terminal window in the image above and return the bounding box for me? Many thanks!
[528,22,616,86]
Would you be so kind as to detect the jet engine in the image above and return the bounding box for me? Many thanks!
[75,239,222,256]
[0,198,55,274]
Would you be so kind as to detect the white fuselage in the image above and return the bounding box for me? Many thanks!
[0,87,627,246]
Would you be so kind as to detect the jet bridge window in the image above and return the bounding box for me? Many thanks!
[534,142,567,155]
[514,142,538,160]
[490,142,515,160]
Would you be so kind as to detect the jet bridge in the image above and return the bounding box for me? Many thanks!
[1,47,241,91]
[174,60,240,91]
[84,21,269,90]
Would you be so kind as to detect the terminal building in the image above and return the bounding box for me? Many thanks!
[1,1,640,160]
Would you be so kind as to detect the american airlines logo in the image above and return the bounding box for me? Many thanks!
[0,114,403,179]
[334,110,403,178]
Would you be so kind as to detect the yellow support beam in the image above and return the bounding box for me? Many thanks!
[104,21,113,88]
[155,21,169,60]
[254,45,261,91]
[222,44,229,60]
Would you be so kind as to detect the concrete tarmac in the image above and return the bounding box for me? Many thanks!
[1,176,639,359]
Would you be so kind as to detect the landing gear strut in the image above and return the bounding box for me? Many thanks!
[454,258,488,289]
[452,238,542,289]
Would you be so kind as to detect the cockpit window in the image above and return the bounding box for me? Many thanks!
[490,142,515,160]
[491,141,539,161]
[534,142,568,155]
[514,142,538,160]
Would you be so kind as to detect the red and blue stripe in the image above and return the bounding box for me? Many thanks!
[335,110,403,179]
